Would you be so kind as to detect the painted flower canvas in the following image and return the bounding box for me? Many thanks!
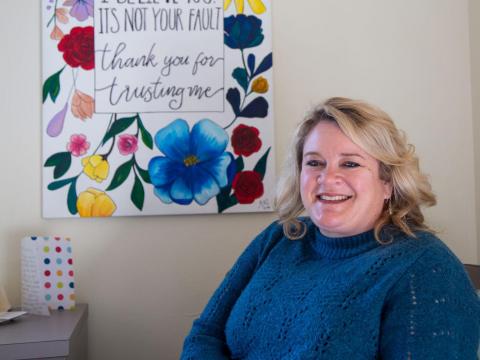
[42,0,274,217]
[149,119,232,206]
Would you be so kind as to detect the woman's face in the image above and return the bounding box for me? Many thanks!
[300,121,392,237]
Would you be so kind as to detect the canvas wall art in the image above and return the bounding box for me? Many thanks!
[42,0,274,217]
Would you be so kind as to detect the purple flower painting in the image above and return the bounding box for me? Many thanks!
[63,0,94,22]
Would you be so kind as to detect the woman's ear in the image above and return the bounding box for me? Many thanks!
[383,181,393,200]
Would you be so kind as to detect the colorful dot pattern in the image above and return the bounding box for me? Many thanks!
[30,236,75,311]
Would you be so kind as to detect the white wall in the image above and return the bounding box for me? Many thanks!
[0,1,477,359]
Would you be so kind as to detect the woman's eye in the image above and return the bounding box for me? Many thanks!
[342,161,360,168]
[305,160,324,167]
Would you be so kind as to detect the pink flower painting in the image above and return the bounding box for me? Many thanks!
[117,134,138,156]
[67,134,90,157]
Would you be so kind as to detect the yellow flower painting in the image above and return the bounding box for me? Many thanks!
[224,0,266,14]
[77,188,116,217]
[81,155,109,183]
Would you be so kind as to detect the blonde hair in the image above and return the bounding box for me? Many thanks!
[275,97,436,242]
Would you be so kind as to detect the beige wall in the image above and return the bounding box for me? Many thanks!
[0,1,478,359]
[470,0,480,262]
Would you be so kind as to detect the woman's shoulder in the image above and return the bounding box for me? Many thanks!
[386,230,477,295]
[254,219,285,243]
[246,220,288,264]
[388,230,462,267]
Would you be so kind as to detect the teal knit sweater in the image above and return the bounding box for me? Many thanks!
[181,219,480,359]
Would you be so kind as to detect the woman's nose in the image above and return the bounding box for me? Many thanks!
[317,166,340,184]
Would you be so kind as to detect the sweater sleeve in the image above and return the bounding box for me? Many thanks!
[379,241,480,360]
[180,222,283,360]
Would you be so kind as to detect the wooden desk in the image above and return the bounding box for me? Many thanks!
[465,264,480,289]
[0,304,88,360]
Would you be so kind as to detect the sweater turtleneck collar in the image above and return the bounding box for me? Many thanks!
[311,227,381,259]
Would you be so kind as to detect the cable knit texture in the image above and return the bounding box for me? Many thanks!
[181,219,480,359]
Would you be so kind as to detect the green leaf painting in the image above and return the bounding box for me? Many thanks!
[253,147,271,180]
[67,179,78,215]
[131,174,145,211]
[44,152,72,179]
[137,117,153,150]
[42,67,65,103]
[106,159,133,191]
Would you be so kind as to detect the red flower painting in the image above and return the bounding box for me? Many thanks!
[232,170,264,204]
[231,124,262,157]
[58,26,94,70]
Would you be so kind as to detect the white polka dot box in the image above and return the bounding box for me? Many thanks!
[21,236,75,313]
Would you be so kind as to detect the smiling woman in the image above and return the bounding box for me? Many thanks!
[180,97,480,360]
[299,121,392,238]
[277,97,436,242]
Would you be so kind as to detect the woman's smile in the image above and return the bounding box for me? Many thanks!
[316,193,353,203]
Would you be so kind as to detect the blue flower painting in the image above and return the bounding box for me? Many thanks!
[224,14,264,50]
[148,119,232,206]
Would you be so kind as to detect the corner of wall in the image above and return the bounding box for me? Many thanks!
[469,0,480,264]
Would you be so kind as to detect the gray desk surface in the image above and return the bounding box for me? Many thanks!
[0,304,88,360]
